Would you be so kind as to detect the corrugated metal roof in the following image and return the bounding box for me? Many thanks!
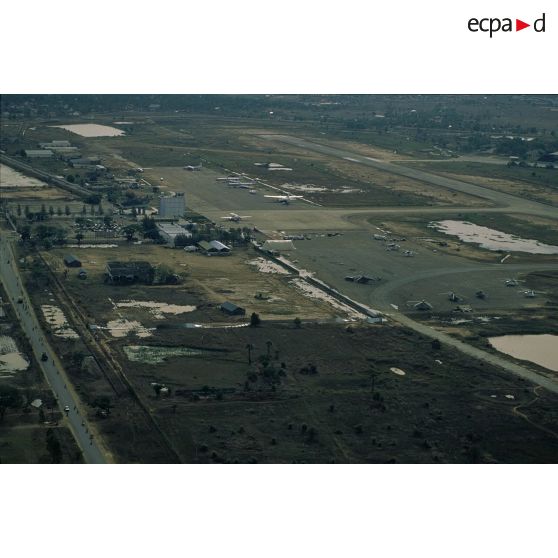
[209,240,230,251]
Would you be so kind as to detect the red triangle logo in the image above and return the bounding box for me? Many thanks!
[516,19,530,31]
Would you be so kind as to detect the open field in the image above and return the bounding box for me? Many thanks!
[42,244,338,323]
[112,323,558,463]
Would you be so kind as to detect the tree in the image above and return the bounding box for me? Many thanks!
[46,428,62,463]
[174,234,191,247]
[0,385,23,422]
[65,205,71,216]
[19,225,31,243]
[81,205,87,215]
[84,194,101,205]
[246,343,254,364]
[266,340,273,358]
[431,339,441,350]
[16,204,22,217]
[48,206,54,216]
[122,224,140,241]
[250,312,261,327]
[76,232,84,246]
[155,264,178,284]
[57,207,62,216]
[293,317,302,329]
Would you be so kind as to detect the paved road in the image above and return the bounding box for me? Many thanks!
[261,135,558,221]
[0,234,107,464]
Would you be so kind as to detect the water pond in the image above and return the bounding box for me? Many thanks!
[489,334,558,372]
[429,220,558,254]
[49,123,125,137]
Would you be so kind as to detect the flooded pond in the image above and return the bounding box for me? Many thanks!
[49,123,125,137]
[489,334,558,372]
[0,335,30,377]
[429,220,558,254]
[105,319,152,338]
[41,305,79,339]
[113,300,196,319]
[124,345,206,364]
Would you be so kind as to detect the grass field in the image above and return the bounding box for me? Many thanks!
[116,322,558,463]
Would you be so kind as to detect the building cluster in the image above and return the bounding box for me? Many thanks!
[24,139,107,173]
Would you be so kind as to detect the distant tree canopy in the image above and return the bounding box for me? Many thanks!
[173,234,192,247]
[0,385,23,422]
[34,224,67,246]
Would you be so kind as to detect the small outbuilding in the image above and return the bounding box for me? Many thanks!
[198,240,231,255]
[24,149,54,158]
[64,255,82,268]
[220,302,246,316]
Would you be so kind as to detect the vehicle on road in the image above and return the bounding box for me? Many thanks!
[41,352,48,362]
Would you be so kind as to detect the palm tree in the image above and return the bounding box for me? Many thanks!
[246,343,254,364]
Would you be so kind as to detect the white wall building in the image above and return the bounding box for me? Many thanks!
[159,193,186,218]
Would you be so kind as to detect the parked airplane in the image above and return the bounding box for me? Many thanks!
[264,194,303,204]
[439,291,462,302]
[520,289,546,298]
[221,212,252,222]
[230,183,256,189]
[184,164,202,171]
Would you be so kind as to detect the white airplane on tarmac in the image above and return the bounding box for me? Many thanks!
[264,194,303,204]
[221,212,252,222]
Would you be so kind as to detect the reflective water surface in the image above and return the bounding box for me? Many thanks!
[489,334,558,372]
[430,220,558,254]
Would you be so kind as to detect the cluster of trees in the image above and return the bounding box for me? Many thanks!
[15,204,73,220]
[122,189,149,207]
[0,385,23,422]
[154,264,181,284]
[19,223,67,248]
[45,428,63,463]
[141,216,162,241]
